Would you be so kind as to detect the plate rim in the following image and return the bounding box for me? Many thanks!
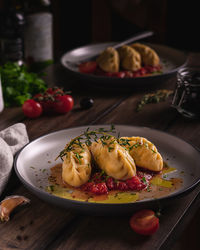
[14,124,200,207]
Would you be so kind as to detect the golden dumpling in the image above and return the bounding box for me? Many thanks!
[118,45,141,71]
[120,137,163,172]
[62,143,92,187]
[96,47,119,73]
[131,43,160,66]
[90,137,136,180]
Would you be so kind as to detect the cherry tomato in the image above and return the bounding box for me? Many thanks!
[124,71,134,78]
[112,72,126,78]
[54,95,74,114]
[79,61,97,74]
[46,87,64,96]
[22,99,43,118]
[129,209,159,235]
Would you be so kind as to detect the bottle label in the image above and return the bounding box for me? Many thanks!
[24,12,53,62]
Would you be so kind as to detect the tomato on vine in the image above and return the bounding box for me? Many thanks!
[22,99,43,118]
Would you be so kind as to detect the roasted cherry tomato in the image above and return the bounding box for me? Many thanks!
[129,209,159,235]
[113,72,126,78]
[54,95,74,114]
[79,61,97,74]
[22,99,42,118]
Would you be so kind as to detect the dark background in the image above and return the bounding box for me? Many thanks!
[52,0,199,59]
[0,0,199,60]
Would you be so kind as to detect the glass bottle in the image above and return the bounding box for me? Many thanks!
[24,0,53,70]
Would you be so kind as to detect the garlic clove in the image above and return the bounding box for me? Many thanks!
[0,195,30,222]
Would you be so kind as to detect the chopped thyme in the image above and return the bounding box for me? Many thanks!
[147,186,151,192]
[108,147,114,152]
[142,177,147,184]
[47,185,54,192]
[74,152,83,164]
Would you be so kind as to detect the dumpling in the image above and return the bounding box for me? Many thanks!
[90,137,136,180]
[131,43,160,66]
[120,137,163,172]
[118,45,141,71]
[96,47,119,73]
[62,143,92,187]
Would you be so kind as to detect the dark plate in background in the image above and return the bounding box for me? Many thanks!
[61,43,187,89]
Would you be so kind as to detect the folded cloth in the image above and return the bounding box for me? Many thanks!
[0,123,29,195]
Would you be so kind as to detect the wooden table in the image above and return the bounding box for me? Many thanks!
[0,59,200,250]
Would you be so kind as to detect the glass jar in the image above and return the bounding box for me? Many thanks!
[172,67,200,119]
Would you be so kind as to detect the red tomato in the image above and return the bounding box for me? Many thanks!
[112,72,126,78]
[40,99,55,113]
[22,99,42,118]
[124,71,134,78]
[54,95,74,114]
[46,87,64,96]
[79,61,97,74]
[129,209,159,235]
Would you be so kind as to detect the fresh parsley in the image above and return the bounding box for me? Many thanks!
[0,62,47,107]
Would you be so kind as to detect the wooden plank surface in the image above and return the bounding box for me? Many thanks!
[0,63,200,250]
[43,76,200,250]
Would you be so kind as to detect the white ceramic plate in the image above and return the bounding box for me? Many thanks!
[14,125,200,215]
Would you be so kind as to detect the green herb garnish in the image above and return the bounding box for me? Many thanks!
[0,62,47,107]
[47,185,55,192]
[136,89,173,112]
[74,152,83,164]
[142,177,147,184]
[57,125,117,160]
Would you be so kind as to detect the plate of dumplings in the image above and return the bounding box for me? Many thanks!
[14,125,200,215]
[61,42,187,89]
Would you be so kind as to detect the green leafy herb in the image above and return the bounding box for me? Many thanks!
[0,62,47,107]
[136,89,173,112]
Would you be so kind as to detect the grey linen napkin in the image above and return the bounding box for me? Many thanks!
[0,123,29,195]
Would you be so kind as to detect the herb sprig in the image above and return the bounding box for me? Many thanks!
[136,89,173,112]
[57,125,157,162]
[57,125,117,160]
